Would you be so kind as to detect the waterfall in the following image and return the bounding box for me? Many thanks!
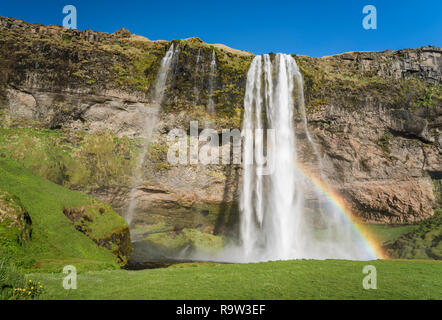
[196,48,202,64]
[194,48,203,104]
[125,44,177,226]
[207,50,217,113]
[239,53,375,261]
[153,44,176,104]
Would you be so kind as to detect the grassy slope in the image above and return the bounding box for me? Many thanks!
[362,211,441,260]
[362,223,417,244]
[0,158,125,271]
[384,212,442,259]
[33,259,442,300]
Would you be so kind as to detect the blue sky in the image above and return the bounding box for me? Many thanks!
[0,0,441,57]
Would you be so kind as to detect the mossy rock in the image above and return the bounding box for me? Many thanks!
[131,228,225,262]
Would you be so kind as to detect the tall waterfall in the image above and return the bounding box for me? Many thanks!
[125,44,177,226]
[239,54,376,261]
[207,50,217,113]
[196,48,202,64]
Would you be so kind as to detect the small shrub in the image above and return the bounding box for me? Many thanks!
[377,132,392,156]
[359,158,371,172]
[11,279,45,300]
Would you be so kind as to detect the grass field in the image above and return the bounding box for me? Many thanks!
[0,137,440,300]
[29,259,442,300]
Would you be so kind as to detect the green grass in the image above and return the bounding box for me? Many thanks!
[362,223,418,244]
[0,258,25,299]
[30,259,442,300]
[385,212,442,259]
[360,212,442,260]
[0,158,127,271]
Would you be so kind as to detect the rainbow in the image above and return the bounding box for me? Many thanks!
[293,162,386,259]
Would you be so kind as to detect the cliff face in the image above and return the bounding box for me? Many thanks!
[0,15,440,248]
[295,49,441,223]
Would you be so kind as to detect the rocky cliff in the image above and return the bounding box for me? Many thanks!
[295,49,441,223]
[0,17,440,257]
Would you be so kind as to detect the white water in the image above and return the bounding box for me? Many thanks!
[125,44,177,226]
[196,48,202,64]
[152,44,176,103]
[207,50,217,113]
[186,54,376,264]
[127,49,377,263]
[194,48,203,104]
[236,54,376,262]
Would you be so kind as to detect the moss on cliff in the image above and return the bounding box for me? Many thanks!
[141,228,225,256]
[0,19,254,132]
[132,200,239,237]
[0,128,137,191]
[295,54,441,114]
[158,38,252,127]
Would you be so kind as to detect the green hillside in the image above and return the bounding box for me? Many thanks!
[0,158,131,272]
[385,211,442,260]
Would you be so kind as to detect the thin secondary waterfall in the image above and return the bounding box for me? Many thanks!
[196,48,202,64]
[194,48,203,104]
[239,53,375,261]
[153,44,176,103]
[125,44,177,226]
[207,50,217,113]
